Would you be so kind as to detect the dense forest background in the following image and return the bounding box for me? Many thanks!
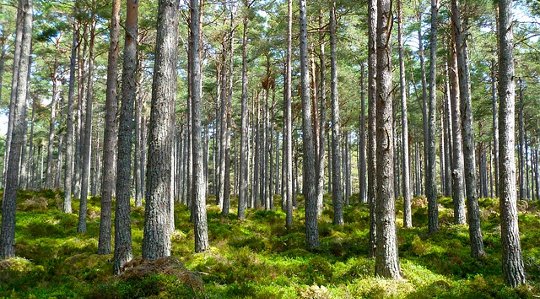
[0,0,540,297]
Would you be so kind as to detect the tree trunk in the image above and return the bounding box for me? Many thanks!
[518,79,525,200]
[77,14,96,234]
[358,63,367,204]
[0,0,32,259]
[238,0,250,220]
[98,0,121,255]
[426,0,439,234]
[284,0,293,229]
[447,43,466,225]
[375,0,401,279]
[330,1,344,225]
[113,0,137,274]
[451,0,485,257]
[299,0,319,249]
[46,52,60,189]
[397,0,411,228]
[491,60,499,197]
[498,0,526,287]
[367,0,377,257]
[417,8,428,198]
[2,1,24,187]
[142,0,180,259]
[190,0,209,253]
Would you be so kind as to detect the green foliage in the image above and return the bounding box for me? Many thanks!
[1,191,540,298]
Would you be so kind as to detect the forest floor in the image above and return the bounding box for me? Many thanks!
[1,190,540,298]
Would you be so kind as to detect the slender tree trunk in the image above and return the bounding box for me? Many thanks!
[367,0,377,257]
[299,0,319,249]
[284,0,293,229]
[518,78,525,200]
[398,0,411,228]
[491,60,499,197]
[98,0,121,255]
[426,0,439,234]
[358,63,366,204]
[190,0,209,252]
[0,0,32,259]
[77,13,96,234]
[417,9,428,198]
[142,0,180,259]
[498,0,526,287]
[113,0,137,274]
[451,0,485,257]
[375,0,401,279]
[316,12,327,214]
[330,1,343,225]
[46,53,60,189]
[448,45,466,225]
[3,1,24,187]
[238,0,250,220]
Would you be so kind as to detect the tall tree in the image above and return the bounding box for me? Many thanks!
[367,0,377,257]
[114,0,138,274]
[142,0,180,259]
[63,19,79,214]
[358,63,366,204]
[330,0,343,226]
[284,0,293,230]
[190,0,210,253]
[497,0,526,287]
[77,11,96,233]
[426,0,439,234]
[299,0,319,249]
[447,40,466,225]
[0,0,32,258]
[98,0,121,255]
[238,0,251,220]
[375,0,401,279]
[450,0,484,258]
[397,0,411,228]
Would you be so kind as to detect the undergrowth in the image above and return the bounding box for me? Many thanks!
[0,190,539,298]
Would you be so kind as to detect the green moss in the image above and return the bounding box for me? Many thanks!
[2,190,540,298]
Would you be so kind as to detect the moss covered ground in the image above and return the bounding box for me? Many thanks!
[1,190,539,298]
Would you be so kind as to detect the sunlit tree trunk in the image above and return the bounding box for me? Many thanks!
[98,0,121,255]
[0,0,32,259]
[77,13,96,233]
[367,0,377,257]
[299,0,319,249]
[330,0,343,225]
[142,0,180,259]
[375,0,401,279]
[498,0,526,287]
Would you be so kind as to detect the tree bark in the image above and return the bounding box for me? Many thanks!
[0,0,32,259]
[330,1,343,225]
[299,0,319,249]
[367,0,377,257]
[2,1,24,187]
[451,0,485,257]
[358,63,367,204]
[447,43,466,225]
[113,0,137,274]
[77,13,96,234]
[375,0,401,279]
[397,0,411,228]
[426,0,439,234]
[142,0,180,259]
[238,0,250,220]
[98,0,121,255]
[498,0,526,287]
[190,0,209,253]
